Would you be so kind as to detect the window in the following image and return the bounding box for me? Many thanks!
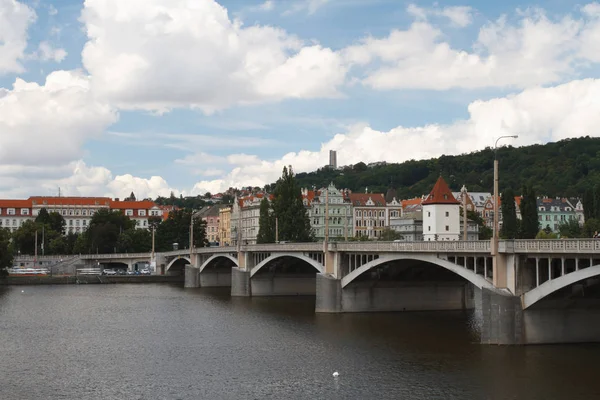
[445,225,449,231]
[21,208,29,215]
[427,212,431,217]
[428,226,431,231]
[12,219,16,226]
[139,210,146,216]
[7,208,15,215]
[125,209,133,216]
[445,211,449,217]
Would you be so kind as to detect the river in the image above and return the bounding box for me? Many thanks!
[0,284,599,399]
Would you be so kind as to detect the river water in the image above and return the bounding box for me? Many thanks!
[1,284,599,400]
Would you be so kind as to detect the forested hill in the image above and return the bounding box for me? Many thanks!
[291,137,600,199]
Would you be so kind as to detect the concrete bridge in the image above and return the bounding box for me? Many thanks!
[15,239,600,345]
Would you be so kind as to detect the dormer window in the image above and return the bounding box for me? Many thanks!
[443,194,448,200]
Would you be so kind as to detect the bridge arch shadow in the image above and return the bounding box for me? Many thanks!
[250,253,324,278]
[341,254,496,290]
[166,257,191,275]
[523,264,600,309]
[200,254,239,272]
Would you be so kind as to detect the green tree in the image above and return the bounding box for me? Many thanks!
[558,218,583,238]
[48,235,69,255]
[583,218,600,238]
[83,209,137,253]
[12,220,39,255]
[256,198,275,243]
[155,209,208,251]
[271,166,313,242]
[0,228,13,276]
[583,188,595,221]
[536,230,559,239]
[500,188,518,239]
[519,185,539,239]
[116,229,152,253]
[380,228,403,241]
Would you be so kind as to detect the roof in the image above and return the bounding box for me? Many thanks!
[0,199,33,208]
[401,197,422,209]
[110,200,156,209]
[349,193,386,207]
[422,176,460,205]
[29,196,111,206]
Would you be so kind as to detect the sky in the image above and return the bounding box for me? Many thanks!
[1,0,600,199]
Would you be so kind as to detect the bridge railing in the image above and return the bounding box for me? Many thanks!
[243,243,323,252]
[90,253,152,260]
[505,239,600,253]
[334,241,491,253]
[14,254,75,262]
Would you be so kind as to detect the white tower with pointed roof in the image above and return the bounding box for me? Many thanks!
[422,176,461,241]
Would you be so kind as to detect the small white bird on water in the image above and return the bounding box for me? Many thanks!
[332,371,339,377]
[21,290,24,293]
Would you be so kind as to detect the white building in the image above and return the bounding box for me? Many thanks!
[303,183,352,241]
[231,194,269,245]
[422,177,461,241]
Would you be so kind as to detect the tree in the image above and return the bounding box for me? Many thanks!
[117,229,152,253]
[0,228,13,276]
[464,210,492,240]
[583,188,595,221]
[380,228,403,241]
[82,209,137,253]
[12,220,39,255]
[155,209,208,251]
[519,185,539,239]
[500,188,518,239]
[256,198,275,243]
[583,218,600,238]
[558,219,582,238]
[271,166,313,242]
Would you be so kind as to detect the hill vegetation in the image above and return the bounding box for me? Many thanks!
[286,137,600,199]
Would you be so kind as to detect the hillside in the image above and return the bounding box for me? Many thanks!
[290,137,600,199]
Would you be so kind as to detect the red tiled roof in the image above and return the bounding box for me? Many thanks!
[110,200,156,209]
[401,197,422,209]
[29,196,111,206]
[422,177,460,205]
[349,193,386,207]
[0,199,32,208]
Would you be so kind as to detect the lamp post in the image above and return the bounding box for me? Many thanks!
[492,135,518,256]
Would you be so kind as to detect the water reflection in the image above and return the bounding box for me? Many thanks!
[0,284,599,400]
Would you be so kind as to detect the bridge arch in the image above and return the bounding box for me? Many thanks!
[250,253,324,278]
[166,256,191,272]
[341,254,496,290]
[199,254,239,272]
[523,264,600,309]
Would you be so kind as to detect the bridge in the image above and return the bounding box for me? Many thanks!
[14,239,600,345]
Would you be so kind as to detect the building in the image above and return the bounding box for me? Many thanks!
[304,183,352,241]
[0,196,161,234]
[537,197,578,232]
[390,212,424,241]
[422,176,461,241]
[231,193,269,245]
[453,191,492,215]
[350,192,387,239]
[197,205,222,244]
[218,206,232,246]
[0,199,34,233]
[329,150,337,169]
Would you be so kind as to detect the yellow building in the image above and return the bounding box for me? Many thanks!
[218,206,232,246]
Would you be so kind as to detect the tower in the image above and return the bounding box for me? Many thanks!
[329,150,337,169]
[422,176,461,241]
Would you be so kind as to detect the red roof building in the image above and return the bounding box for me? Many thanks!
[422,177,460,205]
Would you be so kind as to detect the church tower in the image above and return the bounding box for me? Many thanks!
[422,176,461,241]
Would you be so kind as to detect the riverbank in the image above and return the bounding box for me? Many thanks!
[0,275,184,285]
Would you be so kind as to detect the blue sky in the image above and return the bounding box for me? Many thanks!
[1,0,600,198]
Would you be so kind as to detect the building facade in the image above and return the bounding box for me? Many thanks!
[537,197,578,232]
[231,194,268,245]
[218,206,232,246]
[304,184,352,241]
[0,196,162,234]
[422,177,461,241]
[350,193,387,239]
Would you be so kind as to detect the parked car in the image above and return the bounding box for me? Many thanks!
[141,268,151,275]
[103,269,117,275]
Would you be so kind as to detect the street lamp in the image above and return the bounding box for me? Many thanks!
[492,135,518,255]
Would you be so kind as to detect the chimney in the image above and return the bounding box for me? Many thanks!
[115,198,120,201]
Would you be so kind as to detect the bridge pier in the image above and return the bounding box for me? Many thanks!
[184,265,199,288]
[231,267,251,296]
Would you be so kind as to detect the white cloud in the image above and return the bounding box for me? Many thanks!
[259,0,274,11]
[190,78,600,194]
[283,0,329,16]
[80,0,345,113]
[0,0,36,74]
[0,70,117,167]
[48,4,57,16]
[407,4,474,27]
[30,41,67,62]
[345,6,600,91]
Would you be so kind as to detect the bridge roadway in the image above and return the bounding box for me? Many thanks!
[14,239,600,345]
